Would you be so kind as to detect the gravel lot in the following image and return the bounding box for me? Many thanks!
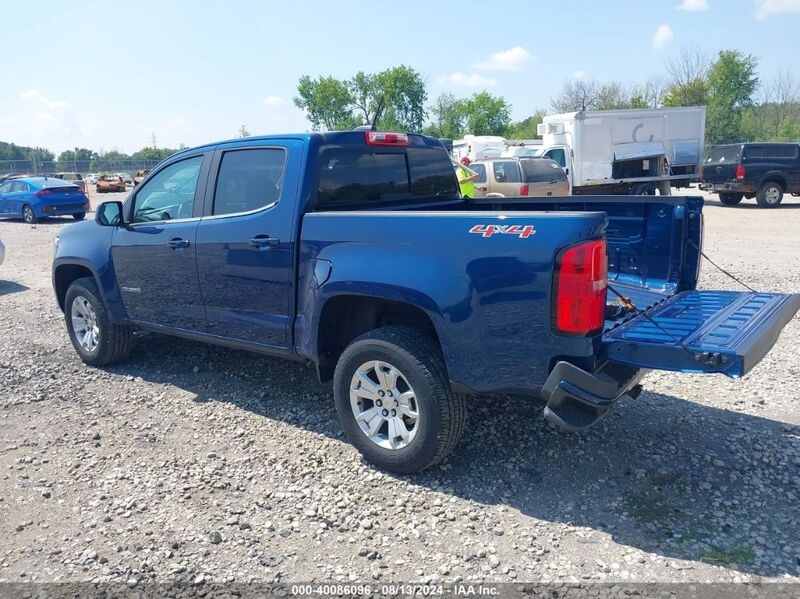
[0,187,799,586]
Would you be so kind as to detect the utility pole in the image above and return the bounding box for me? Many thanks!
[151,132,157,149]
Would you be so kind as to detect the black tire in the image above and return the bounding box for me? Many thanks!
[718,192,743,206]
[22,204,37,224]
[72,212,86,221]
[333,327,466,474]
[756,181,783,208]
[64,277,133,366]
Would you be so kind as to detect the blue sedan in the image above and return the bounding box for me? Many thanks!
[0,177,90,224]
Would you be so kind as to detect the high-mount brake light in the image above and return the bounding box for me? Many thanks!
[364,131,409,146]
[553,239,607,336]
[735,164,746,180]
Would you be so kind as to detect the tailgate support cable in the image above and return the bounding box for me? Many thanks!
[606,283,722,367]
[688,238,756,292]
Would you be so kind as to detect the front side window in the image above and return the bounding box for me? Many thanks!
[132,156,203,223]
[0,182,12,194]
[492,161,521,183]
[545,148,567,168]
[213,148,286,216]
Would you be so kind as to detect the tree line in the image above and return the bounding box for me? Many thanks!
[0,142,184,173]
[294,48,800,145]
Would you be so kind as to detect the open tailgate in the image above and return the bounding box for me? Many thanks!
[602,290,800,377]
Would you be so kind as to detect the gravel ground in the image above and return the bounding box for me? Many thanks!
[0,188,798,586]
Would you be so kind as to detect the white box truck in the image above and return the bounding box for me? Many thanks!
[535,107,705,195]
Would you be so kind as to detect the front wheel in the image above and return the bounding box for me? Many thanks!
[719,192,743,206]
[22,204,37,224]
[333,327,466,474]
[72,212,86,220]
[756,181,783,208]
[64,277,133,366]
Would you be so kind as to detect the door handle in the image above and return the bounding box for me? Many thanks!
[249,235,280,248]
[167,238,190,249]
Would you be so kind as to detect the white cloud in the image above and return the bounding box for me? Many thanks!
[755,0,800,19]
[19,88,69,110]
[571,70,588,79]
[437,72,497,88]
[652,24,674,49]
[676,0,709,10]
[474,46,531,72]
[263,95,286,107]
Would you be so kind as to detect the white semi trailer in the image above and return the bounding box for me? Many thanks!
[535,107,706,195]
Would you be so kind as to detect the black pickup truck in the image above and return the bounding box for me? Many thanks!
[700,142,800,208]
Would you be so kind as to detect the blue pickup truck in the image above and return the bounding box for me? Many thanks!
[52,131,800,473]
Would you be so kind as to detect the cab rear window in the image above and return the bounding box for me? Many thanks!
[317,147,457,207]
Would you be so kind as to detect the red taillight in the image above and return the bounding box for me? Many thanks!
[554,239,607,335]
[520,184,529,196]
[735,165,746,180]
[364,131,409,146]
[35,189,53,196]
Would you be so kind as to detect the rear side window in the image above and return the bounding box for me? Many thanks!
[492,161,521,183]
[472,163,487,183]
[763,145,797,159]
[213,148,286,216]
[520,159,568,183]
[317,146,457,207]
[11,182,29,192]
[743,146,764,159]
[708,145,741,163]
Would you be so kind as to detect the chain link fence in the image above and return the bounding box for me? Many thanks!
[1,158,164,177]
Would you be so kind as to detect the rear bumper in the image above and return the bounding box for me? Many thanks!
[540,361,647,431]
[699,182,756,194]
[37,202,89,216]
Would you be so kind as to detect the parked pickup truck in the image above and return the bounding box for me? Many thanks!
[700,142,800,208]
[52,131,800,473]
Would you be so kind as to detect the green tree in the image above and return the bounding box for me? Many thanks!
[662,78,709,107]
[705,50,759,144]
[507,109,547,139]
[238,125,251,138]
[422,93,466,139]
[373,66,427,131]
[462,92,512,136]
[131,146,178,162]
[294,75,356,131]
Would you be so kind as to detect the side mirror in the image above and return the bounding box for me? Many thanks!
[96,200,125,226]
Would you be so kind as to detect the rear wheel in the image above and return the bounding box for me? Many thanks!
[22,204,37,224]
[72,212,86,220]
[333,327,466,474]
[64,277,133,366]
[718,192,743,206]
[756,181,783,208]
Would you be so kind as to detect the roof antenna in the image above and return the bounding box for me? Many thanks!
[370,95,385,131]
[354,94,386,131]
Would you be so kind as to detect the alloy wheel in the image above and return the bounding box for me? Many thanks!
[70,295,100,352]
[349,360,419,450]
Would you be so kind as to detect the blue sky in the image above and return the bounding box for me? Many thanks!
[1,0,799,154]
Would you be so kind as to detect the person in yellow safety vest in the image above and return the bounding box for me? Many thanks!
[454,156,479,198]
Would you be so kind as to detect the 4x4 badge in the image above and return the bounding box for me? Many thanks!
[469,224,536,238]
